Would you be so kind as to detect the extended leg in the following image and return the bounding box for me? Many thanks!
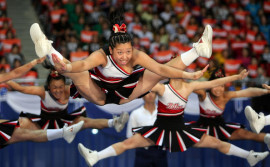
[78,133,154,166]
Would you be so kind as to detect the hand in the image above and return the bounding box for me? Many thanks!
[52,53,68,73]
[238,69,249,80]
[191,64,209,80]
[36,57,46,64]
[262,84,270,90]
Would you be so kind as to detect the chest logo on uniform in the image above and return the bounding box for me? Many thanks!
[167,103,184,110]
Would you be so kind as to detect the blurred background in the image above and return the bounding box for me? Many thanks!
[0,0,270,166]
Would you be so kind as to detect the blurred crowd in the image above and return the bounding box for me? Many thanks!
[0,0,270,89]
[0,0,38,87]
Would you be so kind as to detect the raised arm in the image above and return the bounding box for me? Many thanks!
[0,57,45,83]
[193,89,207,101]
[134,50,208,80]
[189,69,249,91]
[226,86,270,99]
[52,49,107,73]
[6,80,45,99]
[151,82,165,96]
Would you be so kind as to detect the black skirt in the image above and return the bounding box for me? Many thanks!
[19,106,87,129]
[0,120,19,149]
[70,68,146,104]
[185,116,244,141]
[133,115,205,152]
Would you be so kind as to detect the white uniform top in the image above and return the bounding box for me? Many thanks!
[158,84,187,116]
[199,92,224,117]
[41,91,68,113]
[92,55,131,84]
[126,105,157,138]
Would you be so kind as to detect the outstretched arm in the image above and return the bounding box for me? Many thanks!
[52,49,106,73]
[6,80,45,98]
[226,86,270,99]
[189,69,249,91]
[0,57,45,83]
[135,50,208,80]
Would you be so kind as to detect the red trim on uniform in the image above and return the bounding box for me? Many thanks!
[219,127,230,138]
[213,127,217,138]
[156,130,165,145]
[208,94,223,111]
[168,84,188,101]
[109,55,131,75]
[158,101,184,114]
[42,120,50,129]
[143,127,158,137]
[132,67,145,74]
[185,132,199,143]
[94,67,124,82]
[176,132,185,152]
[0,131,9,141]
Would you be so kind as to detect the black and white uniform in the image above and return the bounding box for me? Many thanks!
[0,120,19,149]
[70,46,145,104]
[20,91,86,129]
[133,84,205,152]
[186,92,244,141]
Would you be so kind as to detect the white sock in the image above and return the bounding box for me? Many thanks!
[226,144,249,159]
[48,47,63,65]
[108,119,114,127]
[97,146,117,161]
[265,115,270,126]
[180,48,199,66]
[264,134,270,144]
[46,129,63,141]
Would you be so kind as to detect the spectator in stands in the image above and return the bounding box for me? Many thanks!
[159,3,173,23]
[159,26,169,45]
[170,26,189,44]
[137,24,154,42]
[151,13,163,32]
[5,44,25,69]
[66,34,78,52]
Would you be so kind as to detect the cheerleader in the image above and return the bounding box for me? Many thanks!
[245,84,270,134]
[77,69,269,167]
[0,58,83,148]
[6,70,128,132]
[0,119,84,149]
[29,9,212,105]
[187,68,270,148]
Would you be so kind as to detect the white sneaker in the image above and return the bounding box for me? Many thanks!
[30,23,53,58]
[245,106,265,134]
[193,24,213,58]
[78,143,98,167]
[247,150,269,166]
[113,112,129,132]
[63,121,84,143]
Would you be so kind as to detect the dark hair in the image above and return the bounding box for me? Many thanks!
[209,67,226,81]
[108,9,133,49]
[45,70,66,88]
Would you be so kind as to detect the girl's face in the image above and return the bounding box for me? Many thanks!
[210,85,225,97]
[110,42,133,66]
[48,79,65,99]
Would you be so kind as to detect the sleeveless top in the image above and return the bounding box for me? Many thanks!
[157,84,187,116]
[90,46,144,84]
[199,92,224,117]
[41,91,68,113]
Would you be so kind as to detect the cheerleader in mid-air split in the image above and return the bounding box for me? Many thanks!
[78,69,269,167]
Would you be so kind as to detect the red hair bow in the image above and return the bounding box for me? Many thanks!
[112,23,127,33]
[50,70,59,78]
[215,69,224,78]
